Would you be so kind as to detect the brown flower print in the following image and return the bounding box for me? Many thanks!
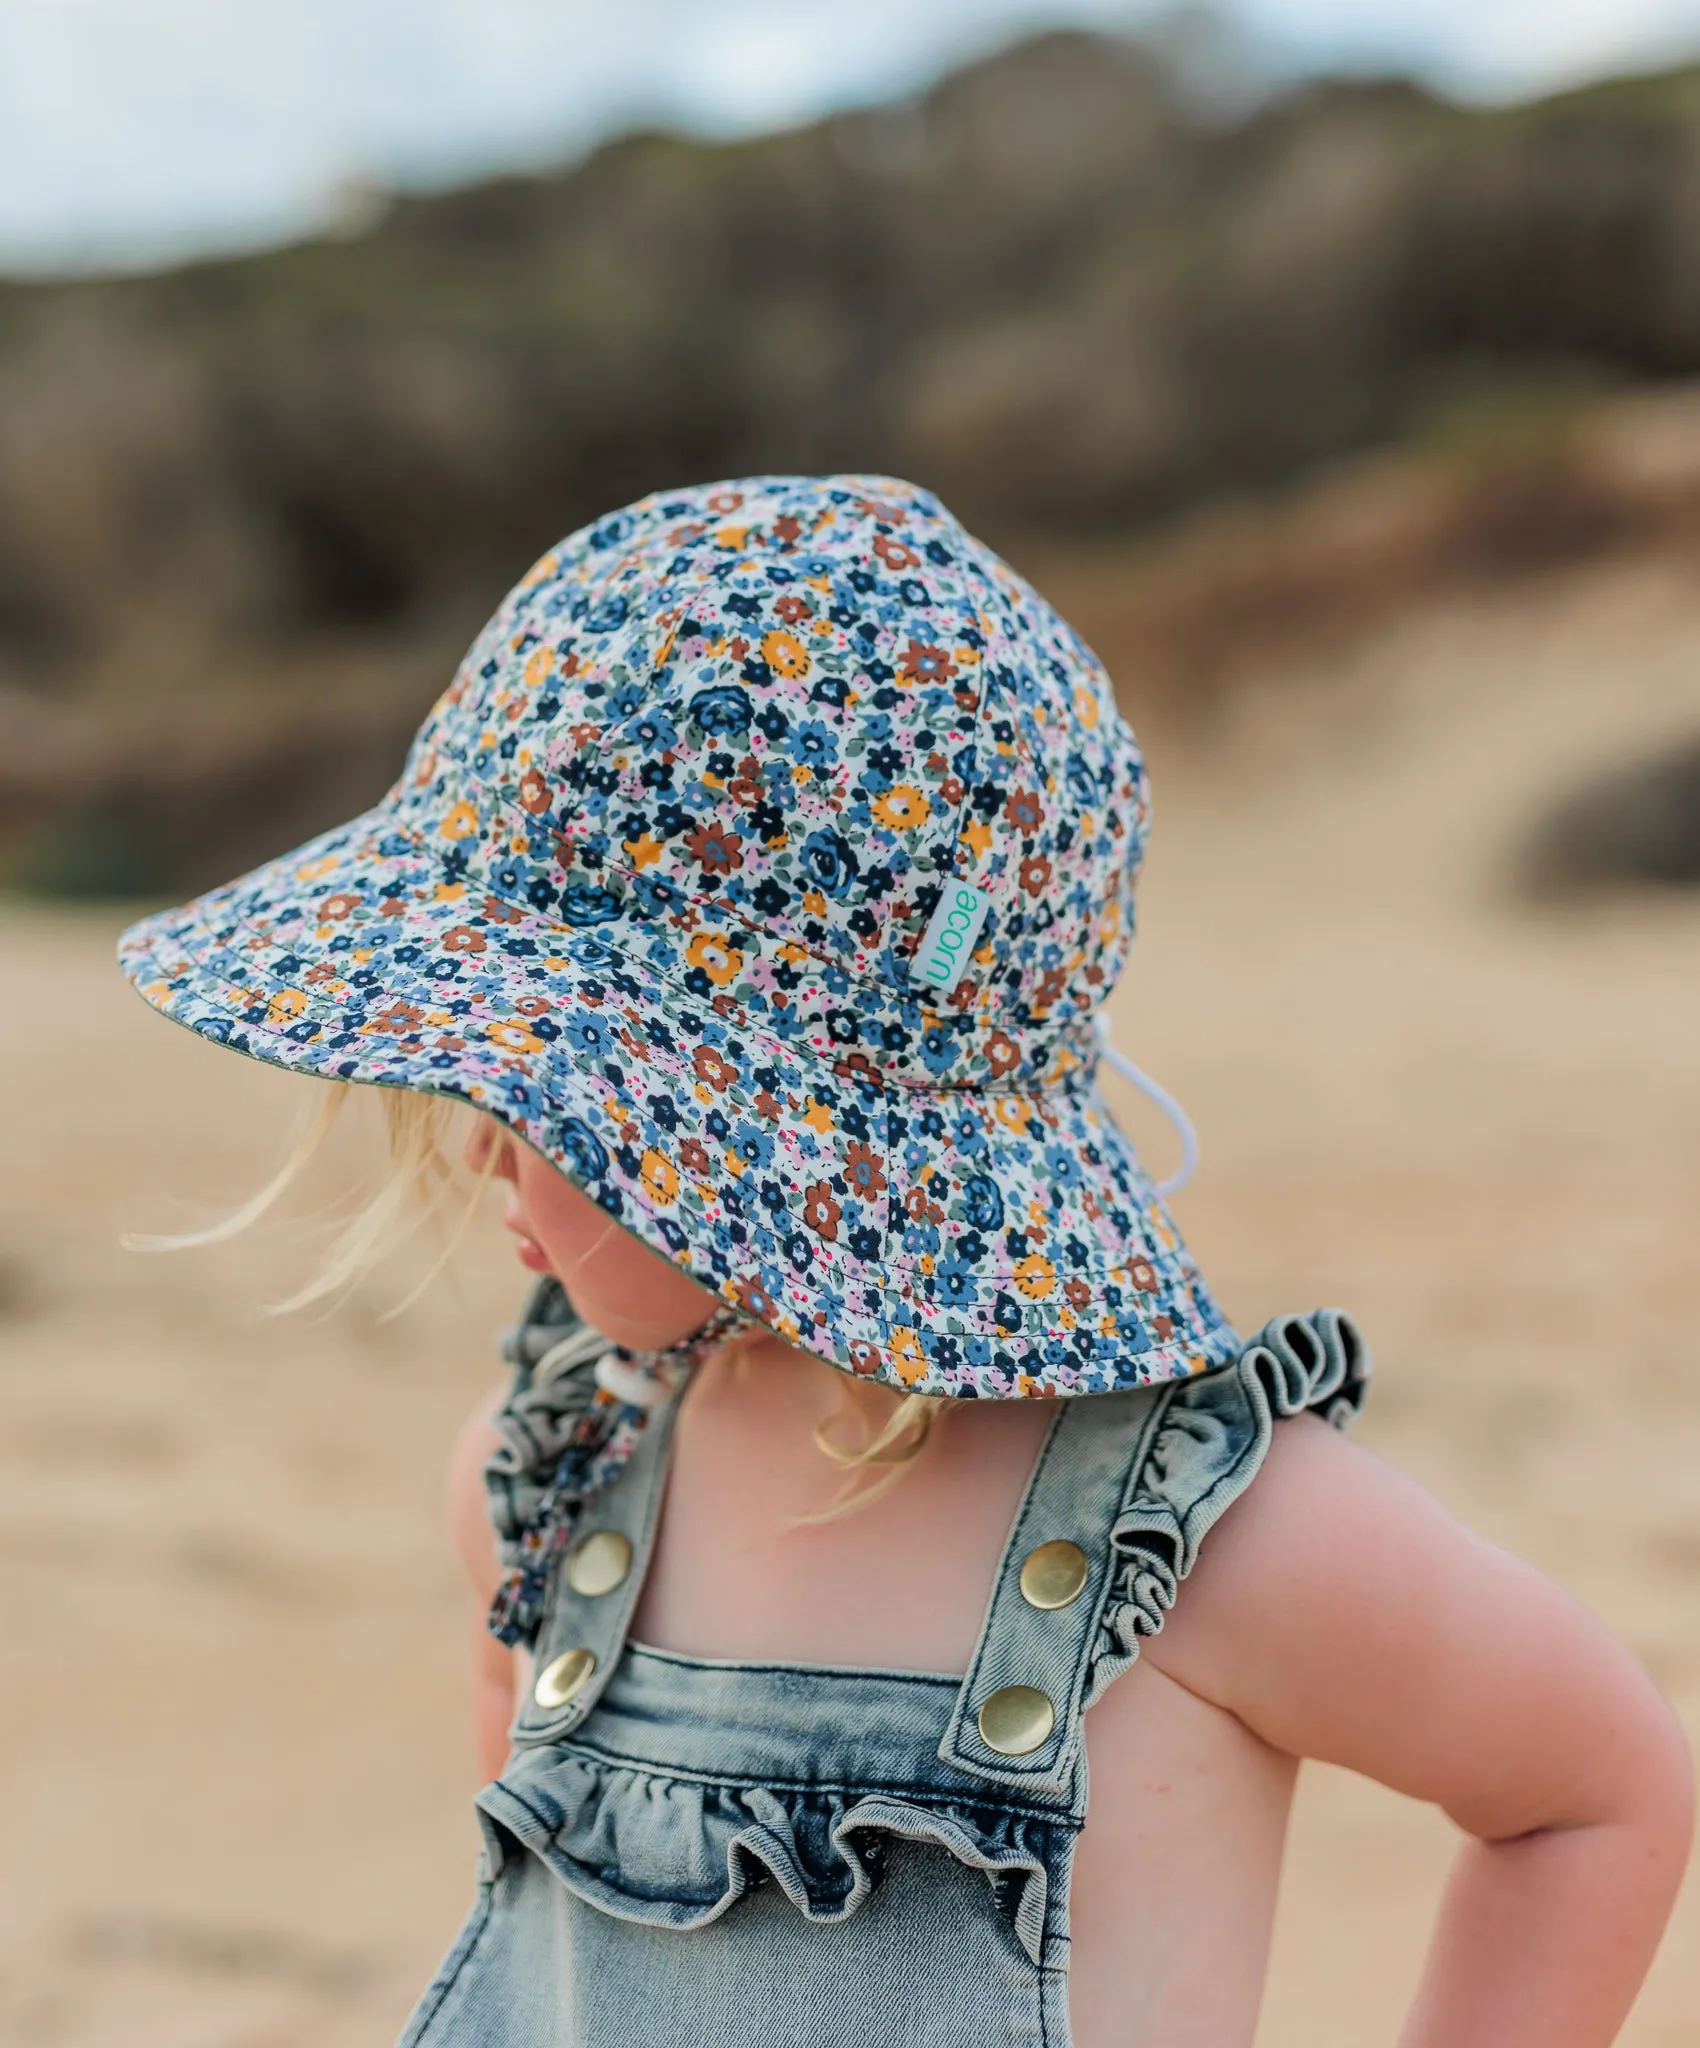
[984,1030,1021,1078]
[897,639,956,684]
[843,1142,889,1202]
[692,1045,739,1092]
[685,824,745,876]
[802,1181,842,1241]
[1004,788,1044,833]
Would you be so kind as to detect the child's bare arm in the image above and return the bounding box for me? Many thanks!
[1147,1414,1694,2048]
[446,1388,519,1784]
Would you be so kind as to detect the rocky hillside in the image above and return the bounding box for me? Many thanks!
[7,30,1700,893]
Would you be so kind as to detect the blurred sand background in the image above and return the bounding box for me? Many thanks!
[5,21,1700,2046]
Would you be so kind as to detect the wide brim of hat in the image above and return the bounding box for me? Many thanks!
[119,804,1239,1398]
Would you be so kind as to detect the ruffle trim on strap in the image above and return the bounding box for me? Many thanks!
[479,1750,1061,1965]
[484,1279,742,1648]
[1084,1308,1369,1709]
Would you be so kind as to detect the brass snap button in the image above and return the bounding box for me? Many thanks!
[533,1647,596,1710]
[565,1529,633,1598]
[1018,1539,1089,1611]
[976,1684,1055,1756]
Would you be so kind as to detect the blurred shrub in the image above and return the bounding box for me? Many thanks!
[1521,739,1700,894]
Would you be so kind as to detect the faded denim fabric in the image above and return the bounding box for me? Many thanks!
[399,1311,1367,2047]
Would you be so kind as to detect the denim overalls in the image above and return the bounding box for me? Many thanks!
[400,1308,1366,2047]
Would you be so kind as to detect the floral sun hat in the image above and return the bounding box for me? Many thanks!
[119,474,1239,1398]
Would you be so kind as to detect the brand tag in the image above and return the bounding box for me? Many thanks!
[915,884,990,991]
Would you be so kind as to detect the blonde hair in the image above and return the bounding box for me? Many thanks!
[137,1082,942,1512]
[130,1082,492,1316]
[802,1374,951,1523]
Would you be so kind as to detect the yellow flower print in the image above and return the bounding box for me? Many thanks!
[1013,1253,1055,1301]
[640,1149,680,1206]
[295,854,339,884]
[485,1019,544,1054]
[624,832,664,870]
[871,785,931,831]
[1073,679,1101,729]
[519,550,559,589]
[440,800,478,841]
[685,931,744,986]
[992,1096,1031,1134]
[889,1328,927,1386]
[961,817,993,859]
[761,629,811,680]
[266,988,308,1026]
[800,1097,834,1133]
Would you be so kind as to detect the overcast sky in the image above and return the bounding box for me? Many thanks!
[7,0,1700,274]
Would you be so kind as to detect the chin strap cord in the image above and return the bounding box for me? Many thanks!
[1093,1013,1199,1198]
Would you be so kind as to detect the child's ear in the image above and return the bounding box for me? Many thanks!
[462,1115,503,1177]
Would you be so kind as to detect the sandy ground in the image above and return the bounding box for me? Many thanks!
[3,546,1699,2045]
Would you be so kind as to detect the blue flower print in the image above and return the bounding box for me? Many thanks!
[580,593,629,633]
[631,713,679,754]
[787,721,840,771]
[556,1116,610,1184]
[799,829,858,898]
[934,1256,978,1305]
[727,1123,775,1171]
[918,1026,960,1077]
[689,684,753,736]
[961,1173,1004,1232]
[559,884,623,926]
[589,511,635,549]
[1044,1144,1083,1189]
[562,1013,616,1058]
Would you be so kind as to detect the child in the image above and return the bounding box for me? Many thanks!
[121,475,1691,2047]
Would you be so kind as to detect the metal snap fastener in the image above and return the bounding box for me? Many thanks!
[1019,1538,1089,1611]
[533,1647,596,1710]
[977,1684,1055,1756]
[565,1529,633,1598]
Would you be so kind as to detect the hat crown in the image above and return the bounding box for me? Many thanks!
[410,476,1147,1088]
[121,473,1239,1399]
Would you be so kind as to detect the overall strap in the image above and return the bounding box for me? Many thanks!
[938,1308,1369,1804]
[938,1382,1176,1805]
[508,1382,682,1746]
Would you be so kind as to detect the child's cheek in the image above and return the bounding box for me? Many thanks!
[514,1151,608,1265]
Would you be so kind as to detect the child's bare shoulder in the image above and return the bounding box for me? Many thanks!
[1142,1414,1686,1831]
